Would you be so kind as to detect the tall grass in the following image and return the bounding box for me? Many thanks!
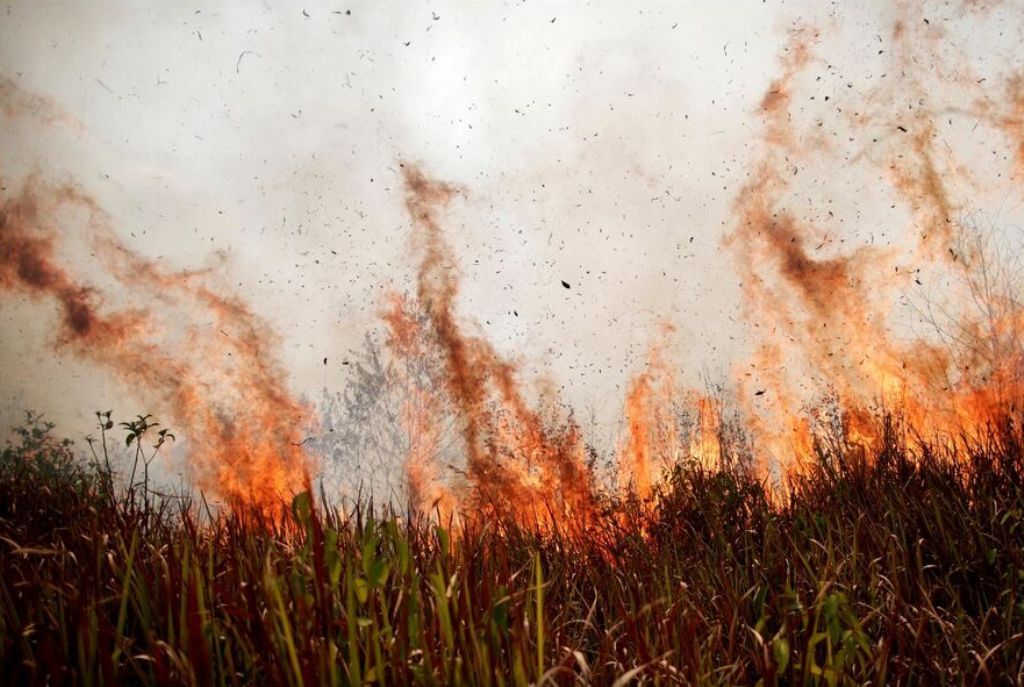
[3,414,1024,685]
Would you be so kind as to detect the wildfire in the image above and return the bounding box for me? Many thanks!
[616,328,681,502]
[1,0,1023,525]
[722,11,1024,483]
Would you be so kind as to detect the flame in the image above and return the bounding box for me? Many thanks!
[725,7,1024,482]
[3,0,1024,522]
[614,334,726,502]
[393,164,598,531]
[382,294,457,522]
[393,168,735,520]
[390,4,1024,518]
[616,328,680,501]
[688,396,725,472]
[0,175,311,509]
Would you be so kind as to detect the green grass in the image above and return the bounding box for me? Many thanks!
[3,414,1024,685]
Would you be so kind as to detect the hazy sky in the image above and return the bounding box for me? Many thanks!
[2,1,1022,451]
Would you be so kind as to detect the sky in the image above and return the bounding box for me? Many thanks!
[2,1,1023,462]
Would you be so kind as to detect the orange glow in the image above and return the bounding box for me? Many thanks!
[389,6,1024,522]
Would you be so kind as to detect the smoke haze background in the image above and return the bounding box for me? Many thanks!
[2,1,1023,483]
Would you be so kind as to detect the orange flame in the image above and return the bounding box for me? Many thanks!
[392,6,1024,517]
[0,176,311,509]
[382,294,457,522]
[394,164,598,530]
[726,9,1024,482]
[616,328,680,501]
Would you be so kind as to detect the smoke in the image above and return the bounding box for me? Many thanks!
[2,1,1024,517]
[0,76,83,132]
[390,1,1024,508]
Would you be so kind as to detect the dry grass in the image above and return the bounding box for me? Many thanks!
[3,414,1024,685]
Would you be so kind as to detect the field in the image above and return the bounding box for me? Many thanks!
[3,413,1024,686]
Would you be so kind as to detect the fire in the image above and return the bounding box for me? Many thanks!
[2,0,1024,524]
[0,175,311,510]
[392,166,737,519]
[391,164,599,531]
[724,7,1024,482]
[688,396,724,472]
[616,328,681,502]
[615,336,726,503]
[382,294,457,523]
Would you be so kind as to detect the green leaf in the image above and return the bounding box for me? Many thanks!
[492,589,510,634]
[354,576,369,604]
[824,593,843,642]
[291,491,312,527]
[325,529,342,586]
[772,635,790,673]
[435,526,450,554]
[366,558,390,588]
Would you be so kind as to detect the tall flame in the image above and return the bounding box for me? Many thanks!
[725,9,1024,481]
[616,328,681,501]
[0,175,311,508]
[392,164,598,529]
[390,4,1024,516]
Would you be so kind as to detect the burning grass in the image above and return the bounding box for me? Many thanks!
[3,412,1024,685]
[3,3,1024,683]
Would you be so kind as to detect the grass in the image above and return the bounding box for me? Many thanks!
[3,413,1024,685]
